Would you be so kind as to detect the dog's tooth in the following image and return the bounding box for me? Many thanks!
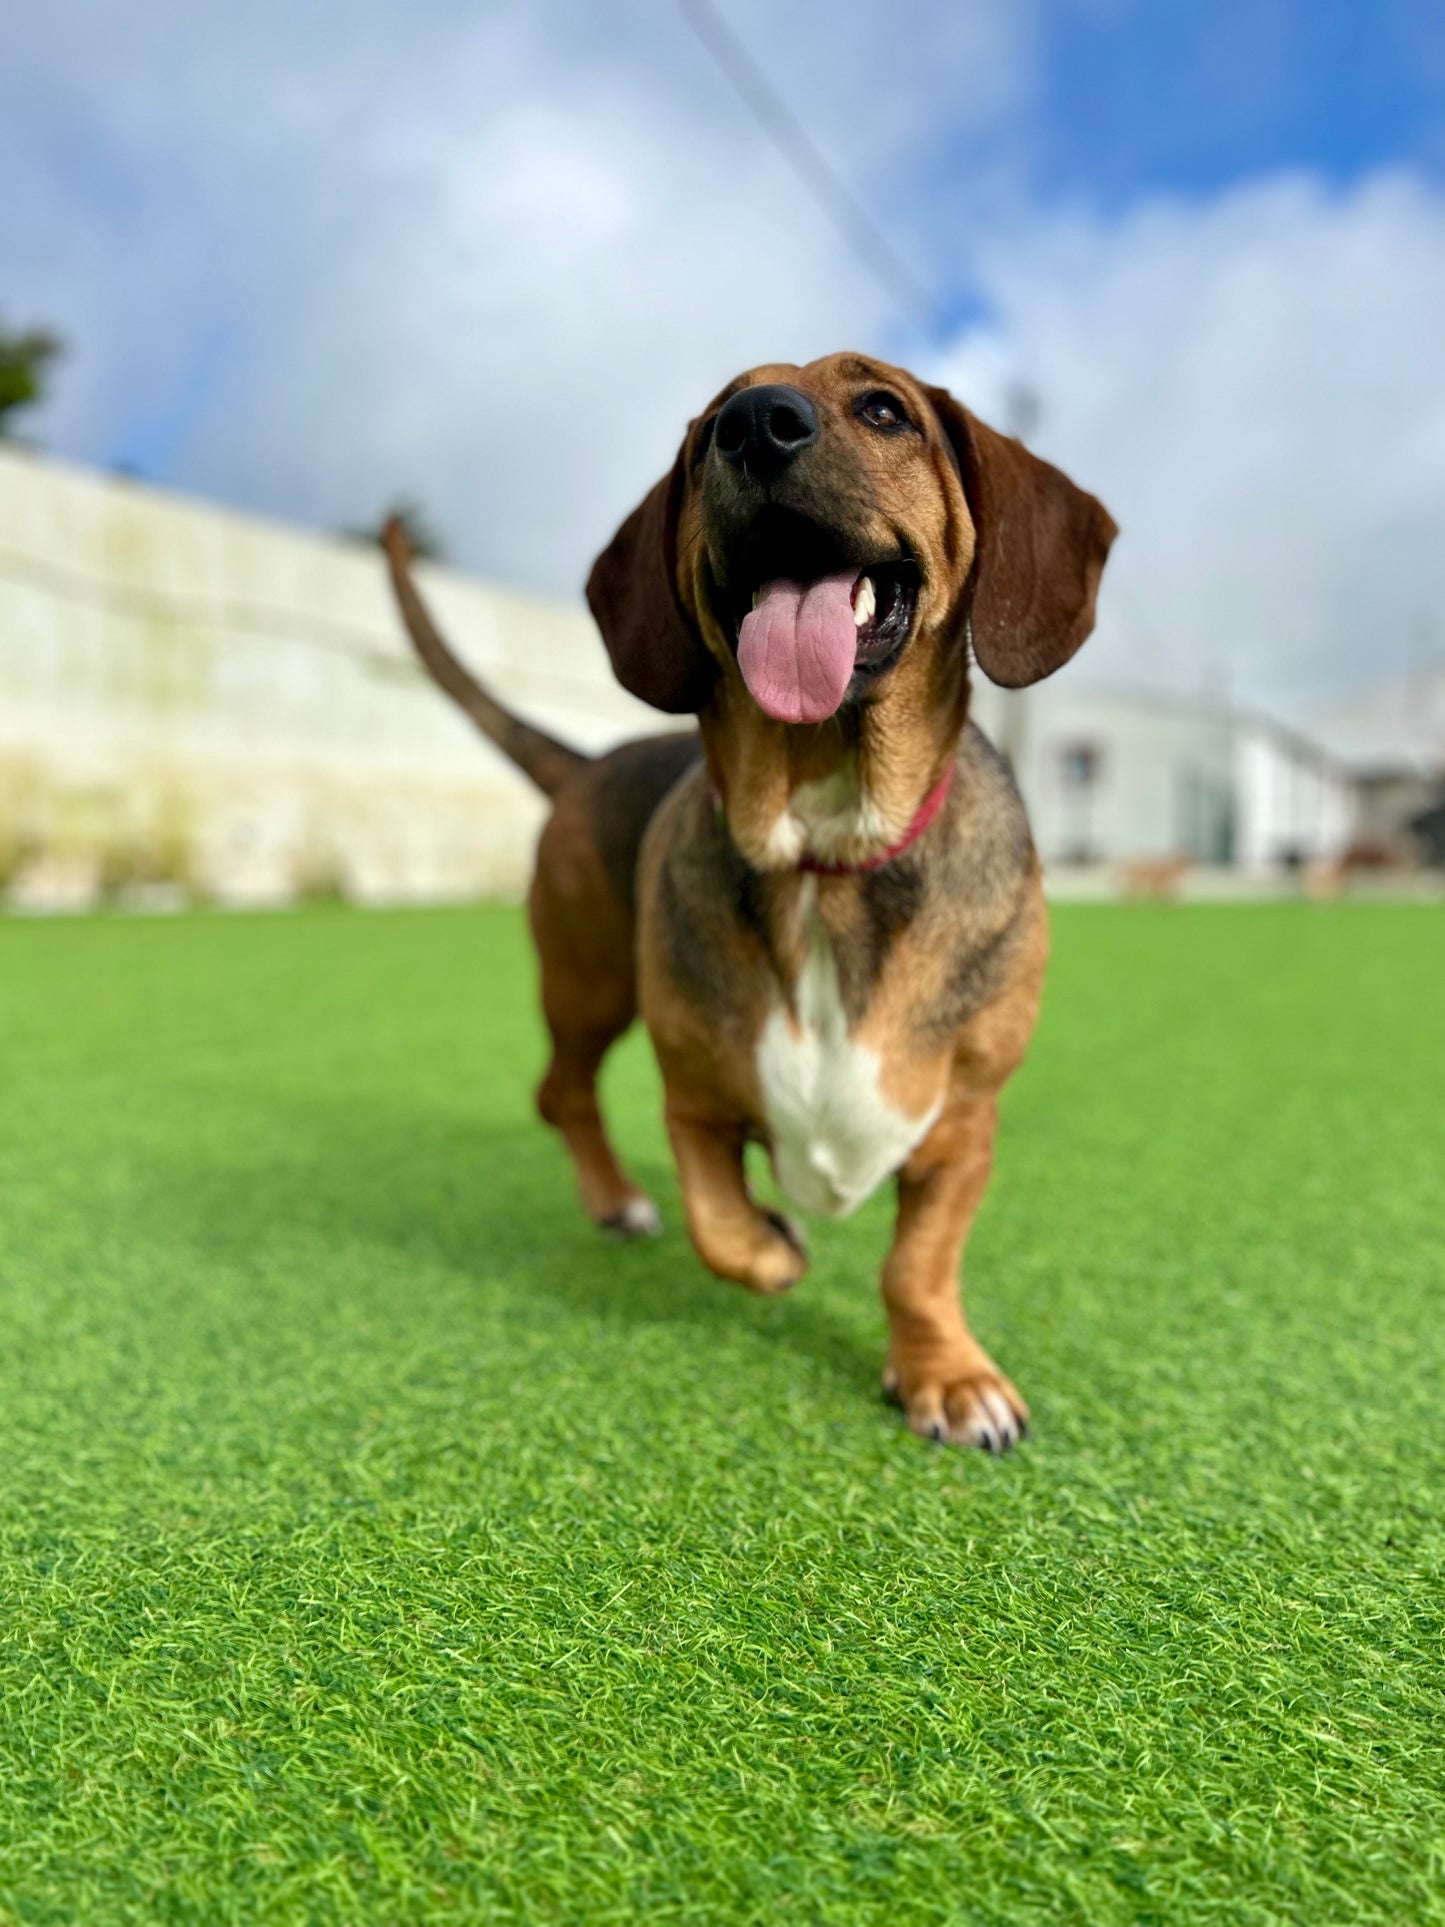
[752,589,761,610]
[853,575,876,628]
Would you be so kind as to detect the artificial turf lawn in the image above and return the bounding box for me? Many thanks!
[0,903,1442,1925]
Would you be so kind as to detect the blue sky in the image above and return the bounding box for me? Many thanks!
[3,0,1445,706]
[1031,0,1444,204]
[875,0,1445,333]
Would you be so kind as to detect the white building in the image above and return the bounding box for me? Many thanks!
[970,681,1354,871]
[1302,667,1445,861]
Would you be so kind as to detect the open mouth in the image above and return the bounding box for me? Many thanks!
[727,557,919,726]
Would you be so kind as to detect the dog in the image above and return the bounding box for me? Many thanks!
[383,352,1116,1450]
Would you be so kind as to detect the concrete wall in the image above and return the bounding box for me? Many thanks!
[0,444,668,908]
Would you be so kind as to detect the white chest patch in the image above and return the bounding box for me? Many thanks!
[763,755,891,867]
[755,893,942,1218]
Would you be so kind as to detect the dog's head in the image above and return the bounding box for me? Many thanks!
[586,352,1117,722]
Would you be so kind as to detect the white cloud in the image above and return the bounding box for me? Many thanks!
[5,2,1445,709]
[2,0,1030,593]
[178,91,889,592]
[931,172,1445,709]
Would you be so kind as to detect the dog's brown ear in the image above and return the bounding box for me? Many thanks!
[586,453,716,714]
[924,385,1117,688]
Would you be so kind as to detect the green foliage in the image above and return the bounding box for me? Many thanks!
[0,321,64,434]
[0,903,1442,1922]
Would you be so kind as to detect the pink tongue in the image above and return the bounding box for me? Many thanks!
[737,571,859,724]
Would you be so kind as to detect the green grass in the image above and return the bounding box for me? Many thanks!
[0,902,1442,1925]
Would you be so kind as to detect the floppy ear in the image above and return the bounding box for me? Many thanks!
[923,385,1118,688]
[585,452,716,714]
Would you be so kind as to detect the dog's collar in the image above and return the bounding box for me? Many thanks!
[712,760,955,878]
[799,761,955,876]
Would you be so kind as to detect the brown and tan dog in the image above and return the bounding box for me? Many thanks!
[384,352,1115,1450]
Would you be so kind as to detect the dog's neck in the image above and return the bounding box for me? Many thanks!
[700,673,968,874]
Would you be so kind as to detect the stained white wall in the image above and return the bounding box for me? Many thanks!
[0,444,666,906]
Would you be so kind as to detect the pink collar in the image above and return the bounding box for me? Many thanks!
[799,761,955,876]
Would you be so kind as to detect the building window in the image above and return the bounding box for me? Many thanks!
[1058,741,1102,791]
[1176,768,1237,864]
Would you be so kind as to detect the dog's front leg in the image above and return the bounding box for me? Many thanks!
[665,1104,808,1296]
[881,1099,1028,1451]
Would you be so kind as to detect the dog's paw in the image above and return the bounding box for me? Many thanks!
[601,1195,663,1240]
[761,1206,806,1261]
[690,1203,807,1295]
[723,1209,808,1295]
[882,1358,1029,1452]
[739,1213,808,1295]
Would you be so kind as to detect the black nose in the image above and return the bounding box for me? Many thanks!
[714,384,819,482]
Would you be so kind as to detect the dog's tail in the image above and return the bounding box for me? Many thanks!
[381,515,591,800]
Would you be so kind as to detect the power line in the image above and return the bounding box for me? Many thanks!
[0,540,646,736]
[677,0,946,339]
[667,21,1189,710]
[0,542,419,684]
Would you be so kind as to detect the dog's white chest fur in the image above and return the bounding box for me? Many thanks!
[756,893,941,1218]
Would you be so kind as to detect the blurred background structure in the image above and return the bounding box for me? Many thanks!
[2,0,1444,906]
[0,443,658,908]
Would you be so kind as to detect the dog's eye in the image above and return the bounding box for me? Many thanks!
[857,391,910,432]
